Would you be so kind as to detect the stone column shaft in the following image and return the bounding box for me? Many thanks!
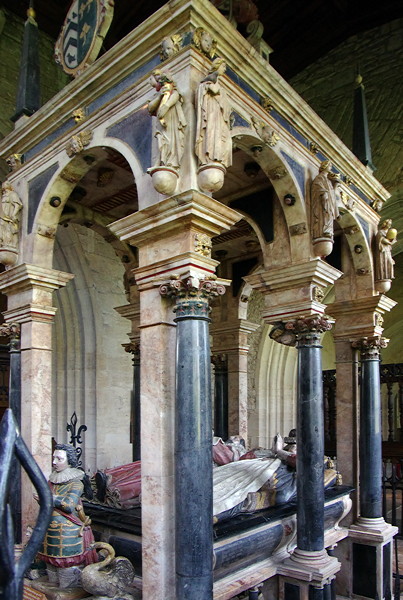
[296,323,328,551]
[354,337,386,519]
[212,355,228,441]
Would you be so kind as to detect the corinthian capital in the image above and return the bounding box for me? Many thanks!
[352,336,388,360]
[270,315,333,346]
[160,275,226,319]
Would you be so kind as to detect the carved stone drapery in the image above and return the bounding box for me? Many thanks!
[311,160,340,258]
[0,182,23,268]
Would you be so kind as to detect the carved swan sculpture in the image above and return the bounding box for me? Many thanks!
[81,541,139,599]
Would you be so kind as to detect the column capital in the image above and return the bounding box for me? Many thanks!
[245,258,342,322]
[160,275,228,319]
[123,341,140,364]
[270,315,333,347]
[0,322,20,350]
[351,335,388,360]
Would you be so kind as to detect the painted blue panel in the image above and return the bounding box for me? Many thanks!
[88,56,160,114]
[281,151,305,196]
[106,109,151,171]
[28,163,59,233]
[271,110,306,146]
[25,121,72,162]
[226,66,261,103]
[231,111,250,129]
[357,214,370,243]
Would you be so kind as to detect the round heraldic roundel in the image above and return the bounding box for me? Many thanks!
[55,0,114,77]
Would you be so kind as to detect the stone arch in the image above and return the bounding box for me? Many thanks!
[29,142,143,269]
[334,209,374,299]
[229,129,311,266]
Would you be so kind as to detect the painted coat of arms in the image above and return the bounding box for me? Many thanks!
[55,0,114,77]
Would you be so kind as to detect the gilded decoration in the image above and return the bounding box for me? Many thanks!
[194,233,212,257]
[0,181,23,268]
[371,198,384,212]
[72,108,86,122]
[6,153,23,172]
[352,335,388,360]
[160,34,182,60]
[340,190,356,212]
[309,142,319,155]
[192,27,217,59]
[312,285,325,303]
[147,70,187,170]
[251,116,280,147]
[261,96,274,113]
[65,130,93,157]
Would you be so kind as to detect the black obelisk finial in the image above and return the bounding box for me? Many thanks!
[11,1,40,123]
[352,68,375,172]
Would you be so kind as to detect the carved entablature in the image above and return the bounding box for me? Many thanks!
[352,335,388,360]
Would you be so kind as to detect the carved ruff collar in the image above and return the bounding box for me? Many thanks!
[49,467,84,484]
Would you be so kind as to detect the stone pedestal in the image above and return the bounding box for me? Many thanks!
[349,520,397,600]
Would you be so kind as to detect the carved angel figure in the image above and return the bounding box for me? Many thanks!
[148,69,187,169]
[160,34,182,60]
[374,219,397,281]
[0,181,23,249]
[195,58,232,168]
[310,160,339,240]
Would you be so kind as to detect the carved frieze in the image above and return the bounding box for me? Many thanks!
[65,130,93,157]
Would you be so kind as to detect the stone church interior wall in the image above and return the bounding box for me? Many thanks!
[52,223,133,472]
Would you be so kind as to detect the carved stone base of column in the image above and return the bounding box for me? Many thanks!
[350,516,398,542]
[277,548,340,583]
[349,518,397,600]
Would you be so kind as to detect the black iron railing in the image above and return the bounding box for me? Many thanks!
[0,409,53,600]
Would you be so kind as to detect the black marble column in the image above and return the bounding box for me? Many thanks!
[124,342,141,462]
[294,316,332,552]
[212,354,228,441]
[354,337,386,519]
[6,324,21,543]
[161,277,225,600]
[132,343,141,462]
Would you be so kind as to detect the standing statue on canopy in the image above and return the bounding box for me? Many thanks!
[374,218,397,282]
[311,160,340,241]
[147,69,187,169]
[195,57,232,169]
